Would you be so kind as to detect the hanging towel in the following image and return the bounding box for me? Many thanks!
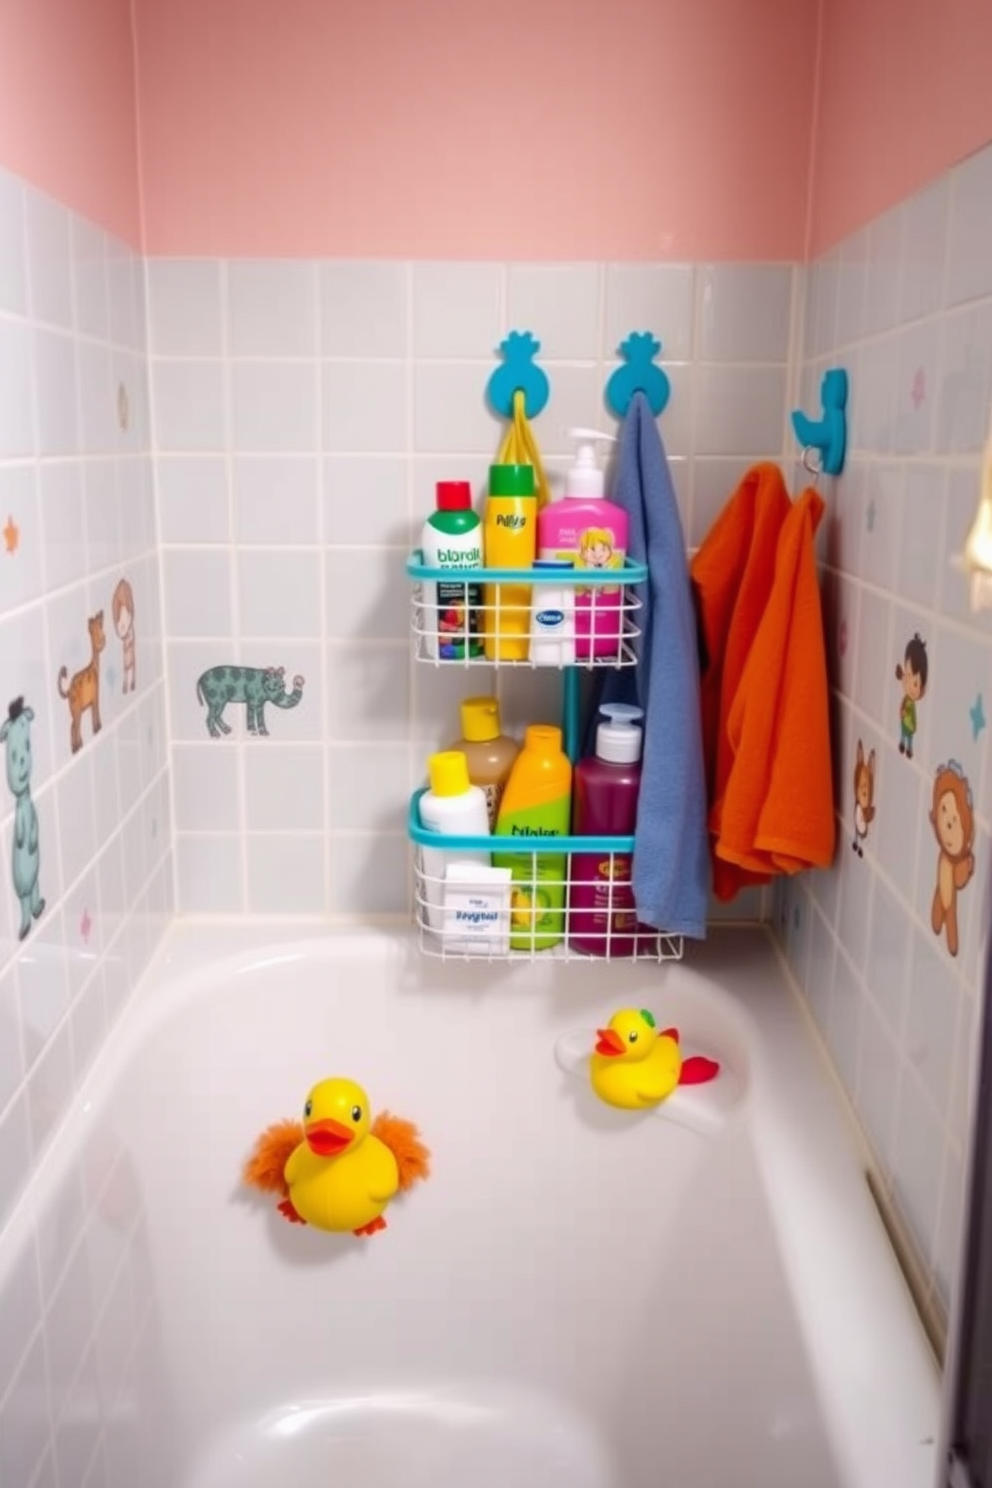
[691,467,835,899]
[497,390,551,509]
[594,393,709,939]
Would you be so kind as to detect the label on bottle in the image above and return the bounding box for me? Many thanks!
[482,780,504,830]
[436,577,483,658]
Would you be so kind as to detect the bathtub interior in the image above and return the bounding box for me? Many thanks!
[0,925,932,1488]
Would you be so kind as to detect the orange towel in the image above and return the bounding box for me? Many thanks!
[690,465,835,900]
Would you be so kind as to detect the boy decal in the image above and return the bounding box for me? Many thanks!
[895,633,927,760]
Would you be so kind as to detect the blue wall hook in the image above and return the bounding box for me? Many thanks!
[605,333,671,419]
[791,368,848,477]
[486,331,550,420]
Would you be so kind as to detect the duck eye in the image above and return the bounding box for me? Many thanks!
[304,1099,312,1118]
[351,1105,362,1123]
[628,1031,638,1043]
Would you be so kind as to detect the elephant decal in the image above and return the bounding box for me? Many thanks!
[195,665,305,738]
[1,697,45,940]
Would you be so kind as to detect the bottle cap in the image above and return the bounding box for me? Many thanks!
[436,481,472,511]
[428,750,471,796]
[460,696,502,743]
[489,463,536,497]
[524,724,563,757]
[565,427,616,501]
[596,703,643,764]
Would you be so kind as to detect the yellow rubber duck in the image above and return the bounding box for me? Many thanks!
[590,1008,719,1111]
[242,1077,430,1237]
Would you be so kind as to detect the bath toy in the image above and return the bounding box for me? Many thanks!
[590,1009,719,1111]
[242,1077,430,1236]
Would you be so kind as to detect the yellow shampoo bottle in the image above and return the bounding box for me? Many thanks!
[493,725,572,950]
[483,463,537,660]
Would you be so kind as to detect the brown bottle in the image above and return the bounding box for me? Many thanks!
[448,696,520,830]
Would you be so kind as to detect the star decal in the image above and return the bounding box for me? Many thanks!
[866,499,877,534]
[80,908,93,944]
[970,692,986,741]
[2,514,18,554]
[910,367,926,410]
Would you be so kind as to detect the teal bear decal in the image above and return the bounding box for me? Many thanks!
[2,697,45,940]
[196,665,305,738]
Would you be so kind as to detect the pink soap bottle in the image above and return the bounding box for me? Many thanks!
[568,703,643,956]
[536,429,628,662]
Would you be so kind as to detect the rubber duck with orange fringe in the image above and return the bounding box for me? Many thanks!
[591,1008,720,1111]
[243,1076,430,1236]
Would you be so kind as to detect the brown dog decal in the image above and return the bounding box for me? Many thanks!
[852,739,875,858]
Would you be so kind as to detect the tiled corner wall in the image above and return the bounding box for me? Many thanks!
[148,256,795,918]
[0,166,172,1251]
[776,139,992,1328]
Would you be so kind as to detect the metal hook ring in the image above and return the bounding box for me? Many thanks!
[801,445,823,476]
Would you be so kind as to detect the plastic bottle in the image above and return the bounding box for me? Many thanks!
[447,696,520,830]
[483,463,537,661]
[420,481,483,661]
[537,429,628,661]
[493,725,572,951]
[568,703,643,957]
[417,751,490,932]
[529,559,576,666]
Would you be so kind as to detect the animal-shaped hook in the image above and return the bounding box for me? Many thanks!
[605,333,671,419]
[791,368,848,478]
[486,331,550,420]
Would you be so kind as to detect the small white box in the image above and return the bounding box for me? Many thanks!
[442,863,513,957]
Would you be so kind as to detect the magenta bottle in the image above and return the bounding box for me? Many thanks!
[568,704,643,956]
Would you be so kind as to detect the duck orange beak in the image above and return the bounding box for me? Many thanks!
[305,1118,354,1156]
[595,1028,625,1057]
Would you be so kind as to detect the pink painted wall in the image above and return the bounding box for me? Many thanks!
[0,0,141,245]
[809,0,992,254]
[133,0,818,261]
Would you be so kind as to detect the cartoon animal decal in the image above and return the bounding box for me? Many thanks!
[57,611,105,754]
[195,665,305,738]
[1,698,45,940]
[929,761,975,958]
[852,740,876,857]
[895,633,928,760]
[112,577,136,694]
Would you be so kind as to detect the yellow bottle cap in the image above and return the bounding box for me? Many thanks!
[428,750,471,796]
[524,724,563,757]
[460,696,501,742]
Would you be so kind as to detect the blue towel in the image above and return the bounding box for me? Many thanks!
[590,393,709,938]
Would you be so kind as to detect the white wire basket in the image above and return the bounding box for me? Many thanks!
[407,551,646,669]
[409,797,684,965]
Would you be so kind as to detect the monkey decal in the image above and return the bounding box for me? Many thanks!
[929,761,975,958]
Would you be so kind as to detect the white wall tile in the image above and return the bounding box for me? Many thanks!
[238,549,321,637]
[899,175,948,323]
[808,250,839,359]
[872,739,922,911]
[692,365,786,458]
[70,216,108,343]
[175,834,243,913]
[505,264,599,360]
[0,606,54,787]
[898,464,944,611]
[834,230,868,348]
[326,642,409,741]
[604,264,695,362]
[56,756,97,896]
[0,1094,30,1228]
[325,455,410,547]
[326,742,409,832]
[324,360,407,452]
[25,190,73,330]
[228,260,317,357]
[853,588,892,730]
[0,1327,50,1487]
[27,1019,73,1159]
[891,319,938,455]
[34,330,79,456]
[924,624,988,794]
[0,465,42,610]
[320,261,407,358]
[329,833,407,916]
[234,456,319,544]
[83,459,123,575]
[324,548,406,641]
[891,1071,944,1269]
[413,262,500,359]
[855,996,900,1174]
[0,170,26,315]
[860,463,901,591]
[0,316,35,457]
[825,940,863,1094]
[146,259,223,357]
[697,264,792,362]
[935,300,992,454]
[107,239,139,351]
[77,340,116,455]
[867,877,910,1037]
[151,360,226,452]
[906,929,959,1122]
[244,745,323,831]
[156,456,229,544]
[863,205,904,336]
[0,967,25,1112]
[946,143,992,308]
[536,365,603,455]
[414,361,499,453]
[230,360,318,454]
[172,744,240,833]
[247,833,324,914]
[162,549,233,638]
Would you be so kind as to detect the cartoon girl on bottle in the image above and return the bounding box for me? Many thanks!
[577,527,621,594]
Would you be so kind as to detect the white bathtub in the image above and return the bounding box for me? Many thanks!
[0,924,939,1488]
